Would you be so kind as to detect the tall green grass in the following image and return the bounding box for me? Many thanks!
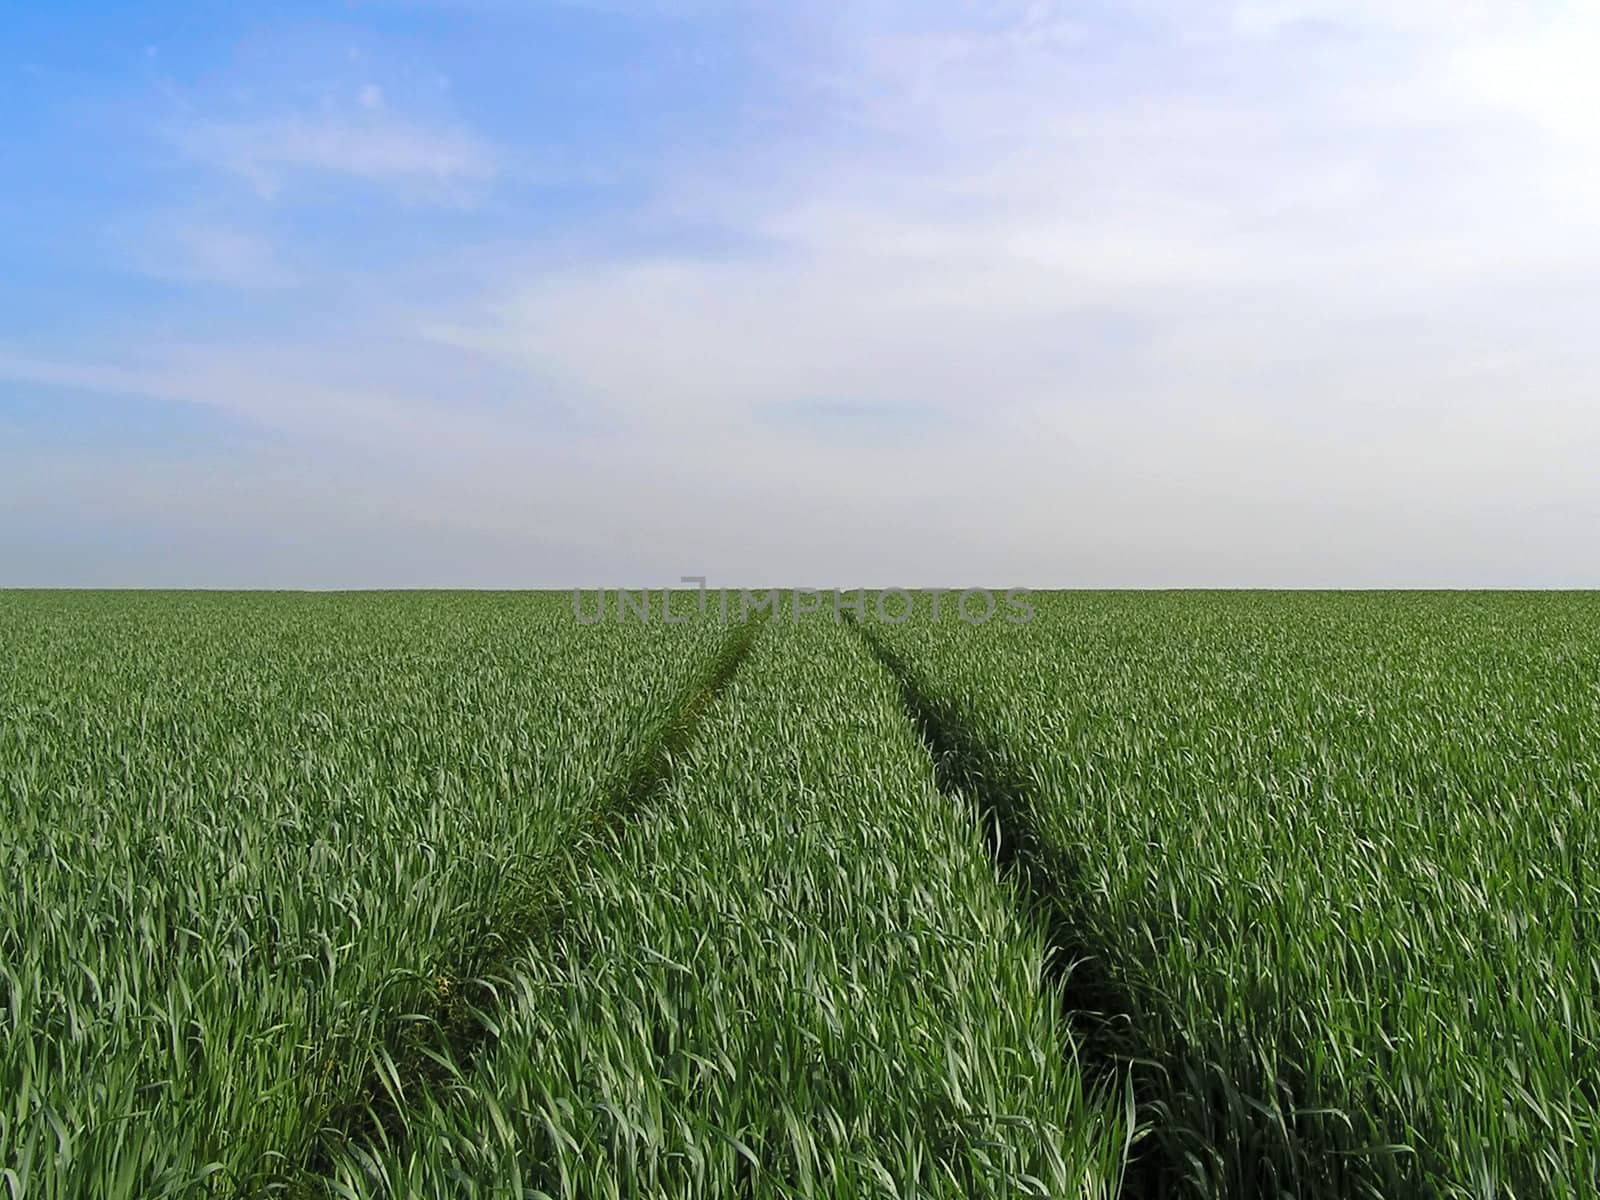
[880,592,1600,1198]
[8,589,1592,1198]
[0,592,721,1197]
[330,617,1130,1198]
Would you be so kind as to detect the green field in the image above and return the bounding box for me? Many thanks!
[2,591,1596,1198]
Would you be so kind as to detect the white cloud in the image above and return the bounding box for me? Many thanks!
[177,109,496,200]
[393,1,1600,582]
[423,0,1600,427]
[1447,11,1600,148]
[11,1,1600,584]
[129,220,297,288]
[0,344,516,455]
[1227,0,1508,38]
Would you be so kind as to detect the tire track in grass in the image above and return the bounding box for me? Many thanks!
[306,617,762,1185]
[849,616,1181,1199]
[327,615,1130,1198]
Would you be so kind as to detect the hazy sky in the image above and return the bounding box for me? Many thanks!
[3,1,1597,587]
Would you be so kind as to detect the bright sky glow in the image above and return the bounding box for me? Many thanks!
[3,1,1597,586]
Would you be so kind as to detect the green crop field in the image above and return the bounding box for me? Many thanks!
[2,590,1596,1198]
[874,593,1600,1199]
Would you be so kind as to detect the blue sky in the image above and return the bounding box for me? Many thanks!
[3,0,1598,586]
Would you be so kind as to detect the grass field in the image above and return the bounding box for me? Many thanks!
[2,591,1595,1198]
[876,592,1600,1198]
[0,593,721,1197]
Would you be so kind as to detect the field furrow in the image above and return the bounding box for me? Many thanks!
[313,615,763,1175]
[851,615,1176,1195]
[0,592,725,1198]
[328,616,1130,1198]
[876,591,1600,1199]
